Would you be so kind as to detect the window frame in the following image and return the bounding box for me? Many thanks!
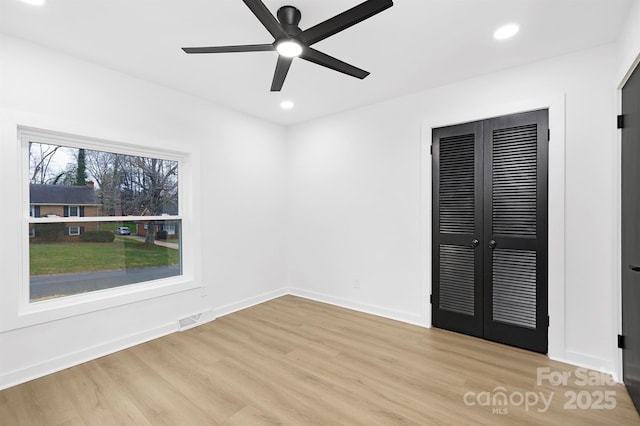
[19,126,197,320]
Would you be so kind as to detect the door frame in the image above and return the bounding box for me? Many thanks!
[420,93,566,362]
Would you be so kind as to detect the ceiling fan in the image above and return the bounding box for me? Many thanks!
[182,0,394,91]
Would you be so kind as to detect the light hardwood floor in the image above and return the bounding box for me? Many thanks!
[1,295,638,425]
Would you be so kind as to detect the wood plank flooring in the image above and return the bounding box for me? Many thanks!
[1,295,638,425]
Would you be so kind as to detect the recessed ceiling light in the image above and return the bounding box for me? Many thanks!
[494,24,520,40]
[19,0,46,6]
[280,100,294,110]
[276,40,303,58]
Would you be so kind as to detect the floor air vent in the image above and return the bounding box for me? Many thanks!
[178,310,214,331]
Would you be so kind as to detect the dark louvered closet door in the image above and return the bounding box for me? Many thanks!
[483,110,548,353]
[432,121,484,337]
[432,110,548,353]
[621,62,640,413]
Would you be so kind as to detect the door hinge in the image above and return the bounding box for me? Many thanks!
[618,115,625,129]
[547,129,550,142]
[547,315,550,327]
[430,294,433,304]
[430,145,433,155]
[618,334,625,349]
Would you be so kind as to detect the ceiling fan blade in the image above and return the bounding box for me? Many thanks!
[297,0,393,46]
[242,0,288,40]
[182,44,275,54]
[300,48,370,79]
[271,56,293,92]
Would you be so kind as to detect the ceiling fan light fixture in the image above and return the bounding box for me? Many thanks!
[276,40,303,58]
[280,100,295,110]
[494,23,520,40]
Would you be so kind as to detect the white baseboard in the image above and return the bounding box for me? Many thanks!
[288,287,429,327]
[0,321,178,391]
[550,351,620,383]
[212,288,289,318]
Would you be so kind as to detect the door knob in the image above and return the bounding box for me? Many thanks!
[471,239,479,247]
[630,265,640,272]
[488,240,497,249]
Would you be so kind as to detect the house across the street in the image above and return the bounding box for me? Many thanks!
[29,181,100,239]
[135,206,179,240]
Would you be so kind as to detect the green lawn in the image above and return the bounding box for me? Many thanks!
[30,237,180,275]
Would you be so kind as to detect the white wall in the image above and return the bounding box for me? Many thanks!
[0,34,287,389]
[203,106,288,316]
[617,0,640,85]
[287,44,619,374]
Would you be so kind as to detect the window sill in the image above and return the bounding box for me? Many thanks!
[9,274,201,332]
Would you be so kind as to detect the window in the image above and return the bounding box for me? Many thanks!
[67,226,81,236]
[25,132,183,303]
[164,224,176,235]
[68,206,80,217]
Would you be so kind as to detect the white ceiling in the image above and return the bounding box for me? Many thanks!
[0,0,634,125]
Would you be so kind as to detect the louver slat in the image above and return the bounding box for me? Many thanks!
[439,244,475,316]
[493,249,537,329]
[492,124,537,237]
[439,133,475,234]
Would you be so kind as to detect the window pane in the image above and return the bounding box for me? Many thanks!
[29,142,179,216]
[29,220,182,302]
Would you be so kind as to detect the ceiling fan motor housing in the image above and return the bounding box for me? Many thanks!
[277,6,302,36]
